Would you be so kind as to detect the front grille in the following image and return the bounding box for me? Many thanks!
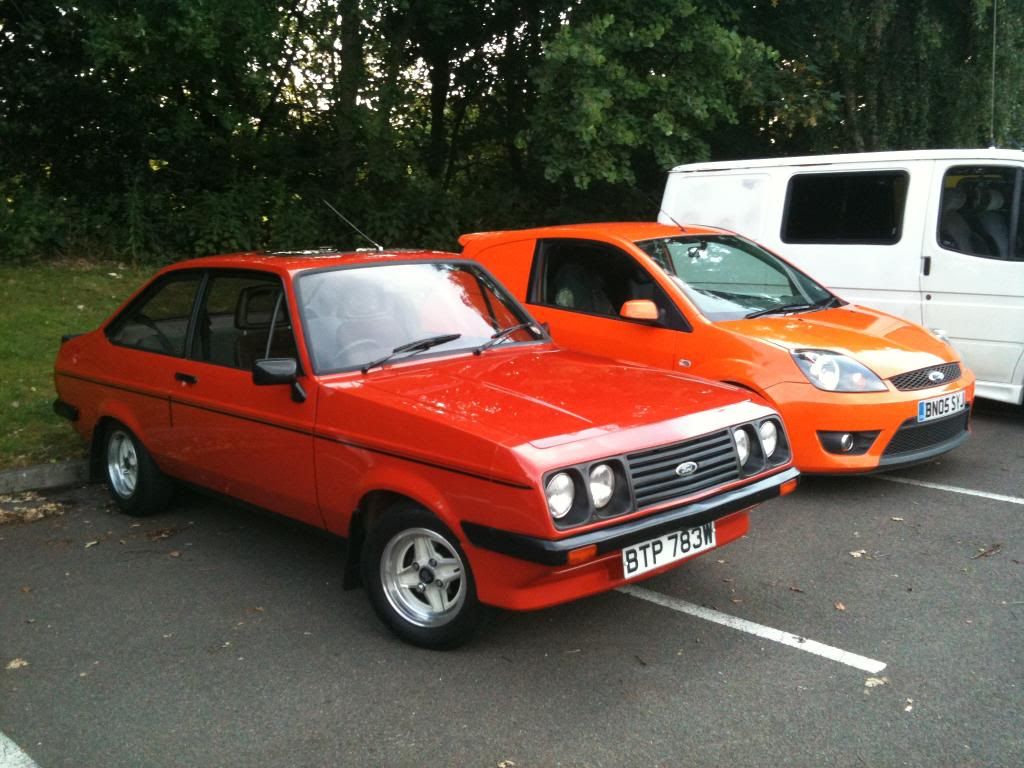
[882,411,970,457]
[889,362,962,391]
[626,429,741,509]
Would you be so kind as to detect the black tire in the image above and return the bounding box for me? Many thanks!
[102,423,173,516]
[361,502,487,649]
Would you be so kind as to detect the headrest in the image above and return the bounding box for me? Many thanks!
[235,285,289,330]
[336,282,391,319]
[977,188,1004,211]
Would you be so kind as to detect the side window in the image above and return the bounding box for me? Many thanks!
[192,272,297,370]
[107,273,202,357]
[533,239,684,328]
[938,165,1022,260]
[782,171,909,244]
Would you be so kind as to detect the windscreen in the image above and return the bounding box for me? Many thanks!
[297,262,540,373]
[636,235,833,321]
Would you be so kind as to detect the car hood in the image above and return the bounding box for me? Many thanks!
[720,305,957,379]
[325,347,758,450]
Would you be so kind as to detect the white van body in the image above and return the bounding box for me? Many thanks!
[660,149,1024,405]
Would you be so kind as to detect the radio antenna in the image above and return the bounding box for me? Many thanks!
[322,199,384,251]
[990,0,998,147]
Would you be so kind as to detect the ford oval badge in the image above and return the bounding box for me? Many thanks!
[928,370,945,383]
[675,461,699,477]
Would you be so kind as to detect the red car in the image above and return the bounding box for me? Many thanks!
[53,249,799,648]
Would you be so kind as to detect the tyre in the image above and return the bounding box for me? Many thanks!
[103,423,173,516]
[361,503,486,649]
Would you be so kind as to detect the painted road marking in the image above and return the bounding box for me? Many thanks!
[0,732,39,768]
[877,476,1024,506]
[617,585,887,674]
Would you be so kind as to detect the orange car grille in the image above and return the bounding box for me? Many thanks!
[626,430,741,509]
[889,362,962,391]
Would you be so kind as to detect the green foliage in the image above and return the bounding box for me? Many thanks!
[1,0,1021,263]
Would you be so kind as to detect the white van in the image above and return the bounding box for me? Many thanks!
[660,149,1024,406]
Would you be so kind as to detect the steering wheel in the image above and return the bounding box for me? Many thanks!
[134,313,176,355]
[328,339,382,370]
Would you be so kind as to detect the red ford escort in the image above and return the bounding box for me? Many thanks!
[54,249,798,647]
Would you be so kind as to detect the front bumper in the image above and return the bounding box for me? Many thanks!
[462,466,799,566]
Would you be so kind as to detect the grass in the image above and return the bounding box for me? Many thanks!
[0,261,153,469]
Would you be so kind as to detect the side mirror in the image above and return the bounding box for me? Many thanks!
[253,358,307,403]
[620,299,659,322]
[253,357,297,385]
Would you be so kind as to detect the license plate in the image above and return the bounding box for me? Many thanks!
[917,389,966,423]
[622,521,717,580]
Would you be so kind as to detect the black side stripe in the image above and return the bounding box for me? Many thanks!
[56,370,532,490]
[56,371,169,403]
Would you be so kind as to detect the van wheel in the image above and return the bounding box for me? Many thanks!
[103,424,172,516]
[362,503,486,649]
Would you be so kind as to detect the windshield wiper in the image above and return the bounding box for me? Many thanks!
[360,333,462,374]
[744,296,840,319]
[474,322,536,355]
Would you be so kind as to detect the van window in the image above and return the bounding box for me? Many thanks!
[532,239,686,329]
[938,165,1023,260]
[782,171,908,245]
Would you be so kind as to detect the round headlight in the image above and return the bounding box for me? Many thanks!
[589,464,615,509]
[733,428,751,465]
[809,354,841,390]
[758,421,778,458]
[545,472,574,519]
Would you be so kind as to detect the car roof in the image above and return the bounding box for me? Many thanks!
[459,221,728,247]
[160,248,461,277]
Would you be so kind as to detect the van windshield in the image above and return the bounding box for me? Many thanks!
[636,235,838,321]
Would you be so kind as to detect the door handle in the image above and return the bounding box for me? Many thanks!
[922,256,931,276]
[175,372,198,385]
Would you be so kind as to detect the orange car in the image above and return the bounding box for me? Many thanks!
[462,222,975,474]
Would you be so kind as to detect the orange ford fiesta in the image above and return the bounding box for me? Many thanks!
[461,222,975,474]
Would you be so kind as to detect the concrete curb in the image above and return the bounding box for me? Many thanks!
[0,460,90,495]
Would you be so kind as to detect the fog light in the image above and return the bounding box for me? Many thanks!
[839,433,854,452]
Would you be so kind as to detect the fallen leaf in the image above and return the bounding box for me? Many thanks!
[789,586,805,593]
[904,698,914,712]
[834,601,846,612]
[168,550,181,558]
[20,586,31,593]
[849,549,867,558]
[972,543,1002,559]
[730,598,743,604]
[864,676,888,688]
[6,658,29,670]
[497,761,517,768]
[84,540,99,549]
[891,517,904,522]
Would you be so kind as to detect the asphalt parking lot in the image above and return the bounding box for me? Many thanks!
[1,400,1021,768]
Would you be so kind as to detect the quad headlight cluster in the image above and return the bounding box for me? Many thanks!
[731,417,789,476]
[543,417,791,528]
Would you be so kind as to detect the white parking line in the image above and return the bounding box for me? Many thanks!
[0,732,39,768]
[876,476,1024,505]
[617,585,887,674]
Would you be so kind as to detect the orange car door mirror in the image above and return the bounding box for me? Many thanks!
[620,299,659,322]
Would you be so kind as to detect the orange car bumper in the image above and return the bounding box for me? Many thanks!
[765,376,975,474]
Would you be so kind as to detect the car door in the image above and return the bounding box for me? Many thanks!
[168,269,322,527]
[102,270,205,467]
[922,162,1024,404]
[525,238,687,369]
